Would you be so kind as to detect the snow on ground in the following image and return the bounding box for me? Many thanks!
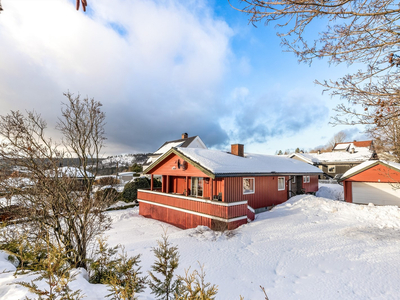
[317,183,344,201]
[1,191,400,299]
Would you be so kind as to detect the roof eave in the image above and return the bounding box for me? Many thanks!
[338,160,390,182]
[214,171,323,178]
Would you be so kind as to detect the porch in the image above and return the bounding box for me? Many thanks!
[137,189,250,230]
[149,174,223,201]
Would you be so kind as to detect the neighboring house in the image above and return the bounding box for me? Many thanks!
[339,160,400,206]
[137,144,323,230]
[142,133,207,171]
[53,166,94,190]
[290,140,377,178]
[118,172,136,183]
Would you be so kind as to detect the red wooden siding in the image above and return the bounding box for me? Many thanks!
[138,190,247,219]
[148,153,208,177]
[247,206,255,221]
[343,181,352,203]
[302,175,319,193]
[140,202,247,230]
[345,164,400,183]
[223,176,288,209]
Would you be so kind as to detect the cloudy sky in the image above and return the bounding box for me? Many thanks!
[0,0,367,156]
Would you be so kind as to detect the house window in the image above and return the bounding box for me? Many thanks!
[191,177,203,197]
[328,165,336,173]
[303,176,307,183]
[243,178,255,194]
[278,177,285,191]
[307,176,310,183]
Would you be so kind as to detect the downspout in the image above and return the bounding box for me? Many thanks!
[287,176,294,198]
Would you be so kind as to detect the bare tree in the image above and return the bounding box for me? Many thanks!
[0,92,112,269]
[0,0,87,13]
[76,0,87,12]
[231,0,400,128]
[328,131,348,149]
[367,117,400,162]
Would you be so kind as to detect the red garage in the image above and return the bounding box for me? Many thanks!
[339,160,400,206]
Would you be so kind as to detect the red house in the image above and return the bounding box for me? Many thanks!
[339,160,400,206]
[138,144,323,230]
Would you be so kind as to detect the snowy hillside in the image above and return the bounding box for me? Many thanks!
[101,153,149,167]
[1,194,400,299]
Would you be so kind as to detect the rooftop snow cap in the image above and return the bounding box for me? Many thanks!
[231,144,244,157]
[182,133,188,139]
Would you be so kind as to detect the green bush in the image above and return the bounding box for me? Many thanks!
[0,224,47,272]
[153,177,162,188]
[129,163,143,173]
[88,237,146,299]
[122,178,150,203]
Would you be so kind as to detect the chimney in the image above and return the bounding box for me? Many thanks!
[182,133,188,139]
[231,144,244,157]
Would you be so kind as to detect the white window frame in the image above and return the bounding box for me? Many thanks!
[243,178,255,194]
[278,177,285,191]
[307,176,310,183]
[303,176,307,183]
[328,165,336,173]
[191,177,203,197]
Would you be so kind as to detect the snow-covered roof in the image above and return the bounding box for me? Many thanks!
[148,147,323,177]
[340,160,400,180]
[291,147,374,164]
[144,135,207,168]
[334,140,373,150]
[56,167,94,178]
[118,172,135,176]
[333,143,350,151]
[154,141,184,155]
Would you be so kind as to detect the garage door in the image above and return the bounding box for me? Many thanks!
[352,182,400,206]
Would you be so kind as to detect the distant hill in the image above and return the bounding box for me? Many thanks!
[101,153,150,167]
[0,154,151,177]
[96,153,151,176]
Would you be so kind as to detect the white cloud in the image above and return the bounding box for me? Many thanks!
[0,0,233,154]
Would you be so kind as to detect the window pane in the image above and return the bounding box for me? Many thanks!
[191,177,197,196]
[243,178,254,194]
[191,177,203,197]
[198,178,203,197]
[278,177,285,190]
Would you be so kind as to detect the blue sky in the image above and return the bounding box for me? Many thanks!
[0,0,367,156]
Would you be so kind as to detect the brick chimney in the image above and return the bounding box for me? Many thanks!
[182,133,188,139]
[231,144,244,157]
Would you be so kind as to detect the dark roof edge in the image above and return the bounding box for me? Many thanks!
[214,172,323,178]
